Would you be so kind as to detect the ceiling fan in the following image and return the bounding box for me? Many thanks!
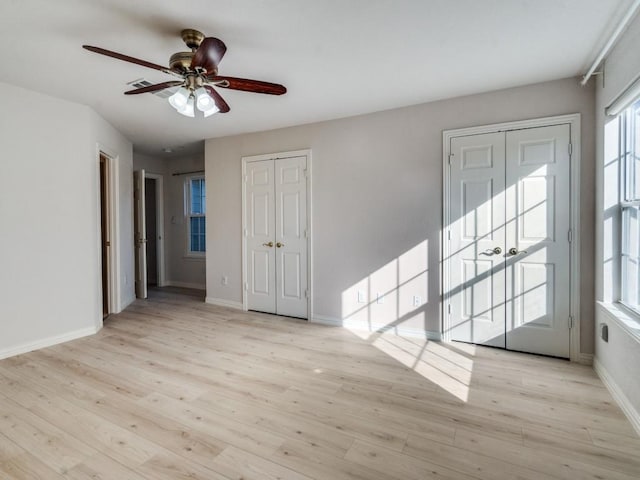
[83,29,287,117]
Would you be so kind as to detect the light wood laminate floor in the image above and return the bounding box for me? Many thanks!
[1,288,639,479]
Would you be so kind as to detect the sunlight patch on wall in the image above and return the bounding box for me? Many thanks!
[340,240,428,334]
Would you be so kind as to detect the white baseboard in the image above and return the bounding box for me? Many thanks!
[205,297,244,310]
[579,353,594,365]
[594,357,640,436]
[165,281,206,290]
[310,315,441,340]
[311,314,342,326]
[0,325,101,361]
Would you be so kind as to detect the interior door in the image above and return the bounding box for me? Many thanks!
[449,132,507,347]
[275,156,308,318]
[447,124,572,358]
[246,160,277,313]
[505,125,571,357]
[133,169,147,299]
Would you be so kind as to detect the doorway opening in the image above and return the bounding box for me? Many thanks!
[144,175,165,287]
[99,154,110,317]
[134,170,165,299]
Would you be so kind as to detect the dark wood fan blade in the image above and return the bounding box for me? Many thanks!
[191,38,227,74]
[211,76,287,95]
[124,81,184,95]
[83,45,175,74]
[204,85,230,113]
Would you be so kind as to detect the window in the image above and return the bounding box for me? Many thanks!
[620,98,640,314]
[186,176,206,255]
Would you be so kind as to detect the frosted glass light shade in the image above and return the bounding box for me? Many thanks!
[168,87,190,110]
[177,96,195,117]
[195,87,214,111]
[203,103,220,117]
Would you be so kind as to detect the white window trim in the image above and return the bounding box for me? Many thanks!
[617,101,640,318]
[185,174,206,259]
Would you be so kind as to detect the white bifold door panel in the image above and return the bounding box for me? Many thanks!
[133,169,147,299]
[448,124,571,358]
[246,160,276,314]
[245,156,308,319]
[449,132,507,348]
[504,126,571,357]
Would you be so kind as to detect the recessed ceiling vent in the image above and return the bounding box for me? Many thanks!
[126,78,176,99]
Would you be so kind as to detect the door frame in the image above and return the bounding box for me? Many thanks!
[96,145,120,316]
[441,114,582,361]
[241,149,313,318]
[144,172,166,287]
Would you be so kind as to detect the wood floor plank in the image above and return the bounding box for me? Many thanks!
[0,286,637,480]
[211,445,314,480]
[403,432,557,480]
[344,439,480,480]
[0,452,66,480]
[64,452,152,480]
[0,397,97,474]
[454,427,639,480]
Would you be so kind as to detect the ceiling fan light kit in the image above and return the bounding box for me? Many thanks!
[83,29,286,118]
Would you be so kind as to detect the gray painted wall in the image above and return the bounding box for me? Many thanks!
[133,153,206,289]
[0,82,134,357]
[594,12,640,423]
[205,77,596,354]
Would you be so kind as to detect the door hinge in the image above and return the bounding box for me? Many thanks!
[304,229,308,238]
[303,168,308,178]
[568,143,572,156]
[243,228,248,237]
[448,153,453,165]
[447,304,451,315]
[244,282,248,292]
[568,316,574,329]
[243,174,248,183]
[568,229,572,243]
[447,230,451,241]
[304,289,309,298]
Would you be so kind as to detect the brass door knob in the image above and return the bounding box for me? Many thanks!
[263,241,274,247]
[492,247,502,255]
[276,242,284,248]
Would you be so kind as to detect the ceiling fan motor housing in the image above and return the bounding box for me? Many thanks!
[169,51,194,73]
[181,29,205,49]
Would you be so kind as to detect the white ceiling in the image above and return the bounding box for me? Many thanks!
[0,0,632,156]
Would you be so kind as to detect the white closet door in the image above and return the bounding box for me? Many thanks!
[246,160,276,314]
[505,124,571,357]
[275,156,308,318]
[449,132,507,347]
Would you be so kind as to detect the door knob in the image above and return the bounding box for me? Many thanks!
[508,247,528,256]
[276,242,284,248]
[492,247,502,255]
[263,241,274,247]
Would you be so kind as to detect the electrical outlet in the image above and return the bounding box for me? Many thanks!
[376,292,385,304]
[413,295,421,307]
[357,290,366,303]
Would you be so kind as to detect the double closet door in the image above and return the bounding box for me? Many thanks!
[244,155,308,319]
[448,124,572,358]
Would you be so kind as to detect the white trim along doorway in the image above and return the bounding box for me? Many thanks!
[442,114,581,361]
[242,149,312,320]
[96,144,120,316]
